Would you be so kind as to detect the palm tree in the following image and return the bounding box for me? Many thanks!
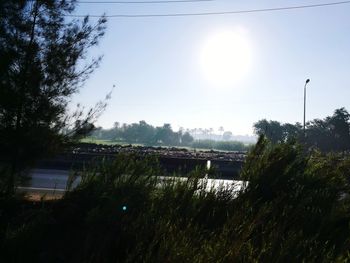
[219,126,224,140]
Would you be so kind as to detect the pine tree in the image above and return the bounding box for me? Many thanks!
[0,0,107,194]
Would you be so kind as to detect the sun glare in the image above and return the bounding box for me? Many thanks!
[200,29,252,87]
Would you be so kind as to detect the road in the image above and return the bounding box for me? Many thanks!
[18,169,245,195]
[18,169,79,194]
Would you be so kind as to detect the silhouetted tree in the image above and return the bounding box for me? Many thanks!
[155,124,176,145]
[253,119,284,143]
[181,132,194,145]
[0,0,106,194]
[135,121,156,144]
[305,108,350,151]
[222,131,233,141]
[328,108,350,151]
[282,123,302,142]
[254,108,350,152]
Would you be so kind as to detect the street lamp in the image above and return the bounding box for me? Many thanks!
[303,78,310,135]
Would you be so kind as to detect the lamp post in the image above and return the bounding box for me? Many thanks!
[303,79,310,136]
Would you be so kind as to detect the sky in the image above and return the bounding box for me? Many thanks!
[70,0,350,135]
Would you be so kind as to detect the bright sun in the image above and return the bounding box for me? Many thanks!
[200,29,252,87]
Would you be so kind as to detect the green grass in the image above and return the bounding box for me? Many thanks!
[80,138,122,145]
[81,138,147,147]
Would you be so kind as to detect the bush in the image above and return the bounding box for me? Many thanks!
[1,140,350,262]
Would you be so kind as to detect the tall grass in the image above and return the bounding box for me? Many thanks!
[1,138,350,262]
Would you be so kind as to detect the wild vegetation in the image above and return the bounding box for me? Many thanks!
[91,121,194,146]
[1,138,350,262]
[254,107,350,152]
[0,1,107,194]
[1,2,350,262]
[89,121,251,151]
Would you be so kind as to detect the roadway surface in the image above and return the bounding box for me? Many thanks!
[18,169,245,195]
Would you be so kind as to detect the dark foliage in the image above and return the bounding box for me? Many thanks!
[0,0,107,194]
[254,107,350,152]
[91,121,194,146]
[90,121,250,151]
[1,140,350,262]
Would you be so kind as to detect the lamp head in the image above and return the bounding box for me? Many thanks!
[306,79,310,84]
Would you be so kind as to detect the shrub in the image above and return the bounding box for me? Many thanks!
[1,141,350,262]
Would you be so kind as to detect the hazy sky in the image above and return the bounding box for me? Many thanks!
[71,0,350,135]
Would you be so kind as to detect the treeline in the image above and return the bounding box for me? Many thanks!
[91,121,194,146]
[90,121,251,151]
[254,107,350,152]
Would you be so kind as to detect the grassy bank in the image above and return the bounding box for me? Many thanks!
[1,139,350,262]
